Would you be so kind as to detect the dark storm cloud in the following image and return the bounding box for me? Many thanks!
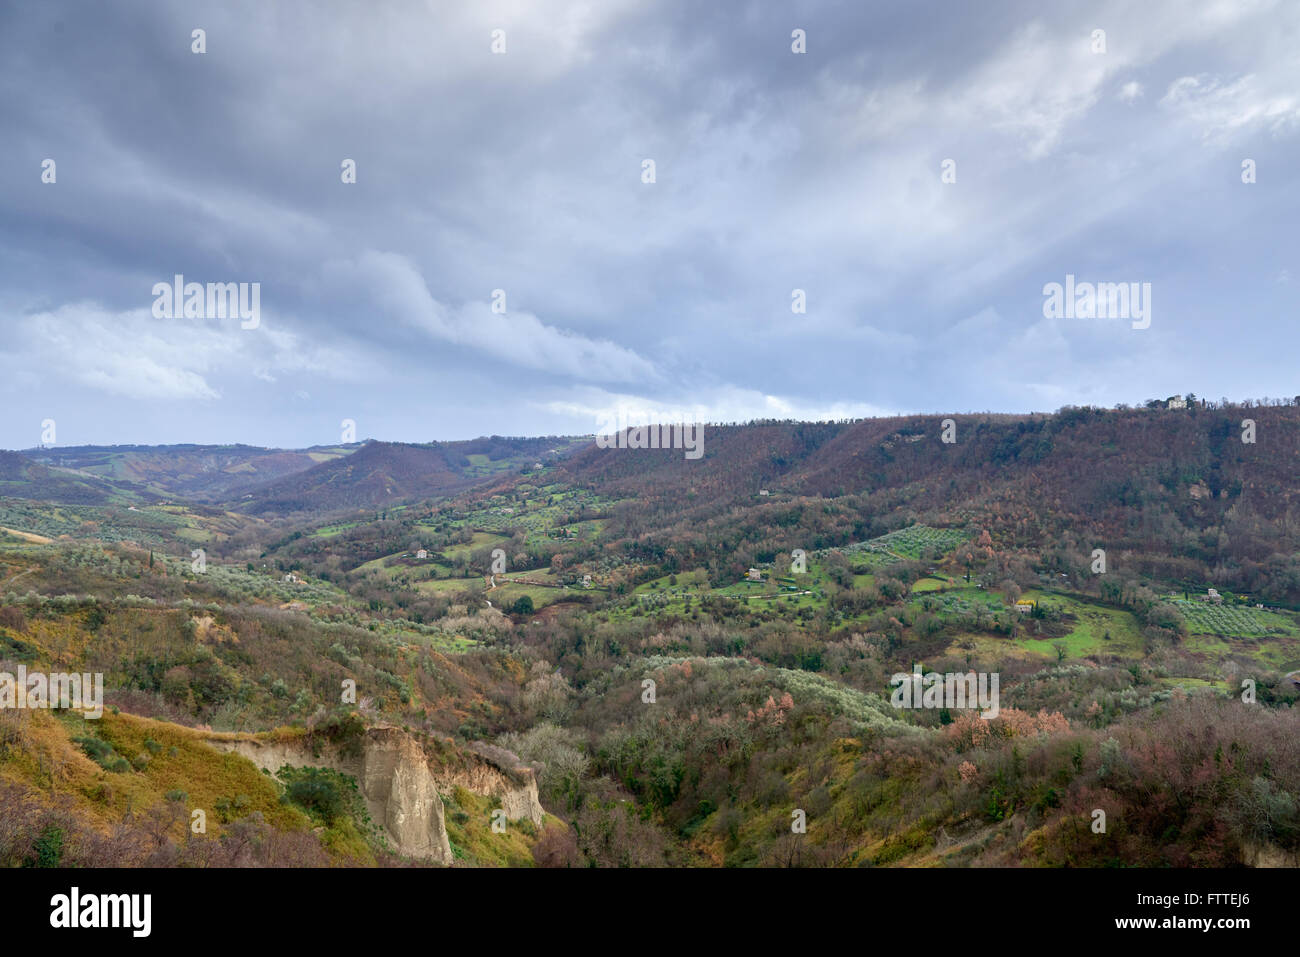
[1,0,1296,447]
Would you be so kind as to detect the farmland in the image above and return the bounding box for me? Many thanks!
[814,524,971,567]
[1171,598,1298,638]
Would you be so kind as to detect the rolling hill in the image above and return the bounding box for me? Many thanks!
[232,436,591,515]
[18,443,358,502]
[0,450,150,506]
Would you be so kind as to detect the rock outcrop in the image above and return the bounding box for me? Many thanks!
[448,741,545,828]
[207,726,543,863]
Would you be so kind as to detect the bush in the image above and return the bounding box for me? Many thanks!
[315,709,367,757]
[24,825,64,868]
[531,824,580,867]
[0,605,27,632]
[280,768,346,824]
[74,735,130,773]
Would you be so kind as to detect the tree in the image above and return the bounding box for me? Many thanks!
[512,595,535,616]
[531,823,580,867]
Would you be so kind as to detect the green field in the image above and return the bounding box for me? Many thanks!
[930,588,1145,663]
[911,576,955,593]
[1017,590,1145,659]
[616,565,828,620]
[440,531,510,559]
[815,525,970,566]
[490,581,571,611]
[312,521,360,538]
[414,576,484,597]
[1170,598,1298,638]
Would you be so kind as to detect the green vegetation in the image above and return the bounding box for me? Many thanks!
[1171,598,1296,637]
[5,407,1300,868]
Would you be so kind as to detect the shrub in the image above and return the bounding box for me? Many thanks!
[280,768,346,824]
[74,735,130,773]
[24,825,64,868]
[315,709,367,757]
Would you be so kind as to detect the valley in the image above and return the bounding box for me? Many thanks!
[1,402,1299,868]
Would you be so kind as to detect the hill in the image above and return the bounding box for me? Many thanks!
[233,436,589,515]
[18,443,357,502]
[3,399,1299,869]
[0,450,149,506]
[552,403,1300,603]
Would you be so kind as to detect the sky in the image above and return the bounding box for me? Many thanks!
[1,0,1297,449]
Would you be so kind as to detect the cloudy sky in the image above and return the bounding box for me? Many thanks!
[1,0,1297,449]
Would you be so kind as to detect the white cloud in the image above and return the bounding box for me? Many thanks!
[1160,74,1300,140]
[539,385,894,430]
[2,302,365,401]
[338,251,659,383]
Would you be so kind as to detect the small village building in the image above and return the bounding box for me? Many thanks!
[747,568,763,582]
[1015,599,1036,613]
[416,549,428,559]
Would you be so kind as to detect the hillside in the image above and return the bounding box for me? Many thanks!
[0,450,149,507]
[19,443,358,502]
[2,400,1299,870]
[552,403,1300,604]
[234,436,590,515]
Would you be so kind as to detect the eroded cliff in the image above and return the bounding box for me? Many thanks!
[208,726,543,863]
